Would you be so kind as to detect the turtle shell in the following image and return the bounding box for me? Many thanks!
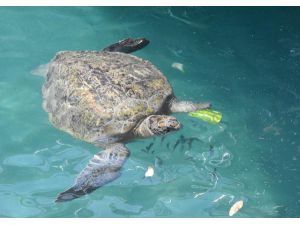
[42,51,173,144]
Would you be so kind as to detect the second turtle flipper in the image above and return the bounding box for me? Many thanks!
[102,37,150,53]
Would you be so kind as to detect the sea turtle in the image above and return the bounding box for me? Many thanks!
[39,37,211,202]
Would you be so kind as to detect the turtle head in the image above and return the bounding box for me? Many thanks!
[103,37,150,53]
[135,115,181,137]
[149,115,181,135]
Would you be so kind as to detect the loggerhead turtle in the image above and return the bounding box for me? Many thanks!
[39,38,211,202]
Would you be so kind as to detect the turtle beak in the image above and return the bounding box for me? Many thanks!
[166,116,181,131]
[170,119,181,130]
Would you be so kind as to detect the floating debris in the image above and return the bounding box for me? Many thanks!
[34,147,49,155]
[194,192,205,198]
[290,48,300,57]
[171,62,185,73]
[188,109,222,124]
[145,166,154,177]
[213,194,226,203]
[229,200,244,216]
[52,165,64,172]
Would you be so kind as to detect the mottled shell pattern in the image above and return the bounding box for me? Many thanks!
[42,51,173,144]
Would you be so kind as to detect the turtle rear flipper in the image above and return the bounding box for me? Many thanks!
[55,143,130,203]
[30,63,50,77]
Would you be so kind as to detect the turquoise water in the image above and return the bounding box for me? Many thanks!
[0,6,300,217]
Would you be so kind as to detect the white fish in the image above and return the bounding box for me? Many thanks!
[145,166,154,177]
[229,200,244,216]
[172,62,185,73]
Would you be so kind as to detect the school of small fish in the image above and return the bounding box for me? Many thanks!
[142,136,243,216]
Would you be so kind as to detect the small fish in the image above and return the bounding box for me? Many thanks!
[186,139,193,149]
[154,156,163,167]
[211,168,217,181]
[179,135,186,151]
[209,145,214,157]
[185,156,197,163]
[160,136,166,144]
[141,149,148,153]
[173,139,181,151]
[171,62,185,73]
[187,137,201,149]
[145,166,154,177]
[146,143,154,151]
[229,200,244,216]
[166,142,170,150]
[141,143,154,154]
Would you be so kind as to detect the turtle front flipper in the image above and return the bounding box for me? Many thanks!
[169,98,211,113]
[102,37,150,53]
[55,143,130,203]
